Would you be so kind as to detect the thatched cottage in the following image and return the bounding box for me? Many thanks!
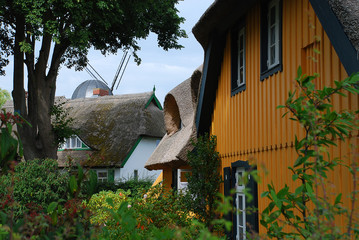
[58,80,165,182]
[145,67,202,190]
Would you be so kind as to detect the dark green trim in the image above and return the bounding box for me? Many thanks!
[145,93,163,110]
[121,136,143,167]
[196,34,227,136]
[108,169,115,183]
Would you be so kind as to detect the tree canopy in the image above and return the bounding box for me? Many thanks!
[0,0,187,160]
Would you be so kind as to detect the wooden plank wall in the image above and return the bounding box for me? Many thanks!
[210,0,358,233]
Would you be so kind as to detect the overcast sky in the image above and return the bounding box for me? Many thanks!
[0,0,213,105]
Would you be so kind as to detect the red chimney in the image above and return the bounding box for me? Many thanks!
[93,88,109,96]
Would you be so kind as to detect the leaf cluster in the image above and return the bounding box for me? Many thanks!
[0,0,187,73]
[261,67,359,239]
[50,100,76,148]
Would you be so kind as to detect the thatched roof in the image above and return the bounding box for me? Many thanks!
[329,0,359,51]
[145,67,202,170]
[58,91,165,167]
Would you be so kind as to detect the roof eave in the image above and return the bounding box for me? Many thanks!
[192,0,259,50]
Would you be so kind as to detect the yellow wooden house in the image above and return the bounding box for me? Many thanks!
[191,0,359,239]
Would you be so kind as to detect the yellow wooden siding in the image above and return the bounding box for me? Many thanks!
[210,0,358,233]
[162,168,173,191]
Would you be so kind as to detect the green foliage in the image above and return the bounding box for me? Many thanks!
[86,189,129,225]
[132,185,192,230]
[0,89,10,108]
[0,158,68,215]
[115,177,153,198]
[261,67,359,239]
[0,110,25,173]
[100,186,230,240]
[50,101,76,148]
[81,176,153,198]
[184,133,222,227]
[0,0,186,72]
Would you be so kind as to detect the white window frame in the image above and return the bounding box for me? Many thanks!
[97,170,108,183]
[237,27,246,88]
[267,0,280,68]
[59,135,87,150]
[236,192,246,240]
[235,168,248,240]
[177,169,191,193]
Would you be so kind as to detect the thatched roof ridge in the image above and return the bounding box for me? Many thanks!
[145,67,202,170]
[59,91,165,167]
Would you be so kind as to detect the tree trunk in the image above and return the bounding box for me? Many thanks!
[12,15,58,161]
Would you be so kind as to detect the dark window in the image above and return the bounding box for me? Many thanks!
[223,161,258,239]
[260,0,282,80]
[231,21,246,95]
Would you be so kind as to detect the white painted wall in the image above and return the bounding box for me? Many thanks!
[116,137,161,182]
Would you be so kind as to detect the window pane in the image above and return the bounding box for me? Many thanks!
[240,69,244,84]
[98,172,107,178]
[65,138,70,148]
[239,35,244,49]
[270,26,276,45]
[270,6,276,25]
[70,136,76,148]
[270,46,276,64]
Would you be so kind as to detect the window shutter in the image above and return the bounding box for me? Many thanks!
[171,169,178,191]
[108,169,115,183]
[246,169,259,233]
[223,167,232,197]
[223,167,233,239]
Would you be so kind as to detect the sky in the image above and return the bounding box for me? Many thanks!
[0,0,214,105]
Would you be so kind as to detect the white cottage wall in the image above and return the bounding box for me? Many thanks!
[117,136,161,182]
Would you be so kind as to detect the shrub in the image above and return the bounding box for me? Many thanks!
[0,158,68,215]
[87,177,153,198]
[86,189,129,225]
[116,178,152,198]
[132,185,192,230]
[184,133,222,228]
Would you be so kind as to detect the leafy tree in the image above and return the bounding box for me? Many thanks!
[260,67,359,239]
[185,134,222,228]
[0,88,10,108]
[0,0,186,160]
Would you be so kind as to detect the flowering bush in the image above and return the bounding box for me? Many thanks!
[86,189,129,225]
[0,109,25,172]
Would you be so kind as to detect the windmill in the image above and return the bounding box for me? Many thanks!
[84,50,131,92]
